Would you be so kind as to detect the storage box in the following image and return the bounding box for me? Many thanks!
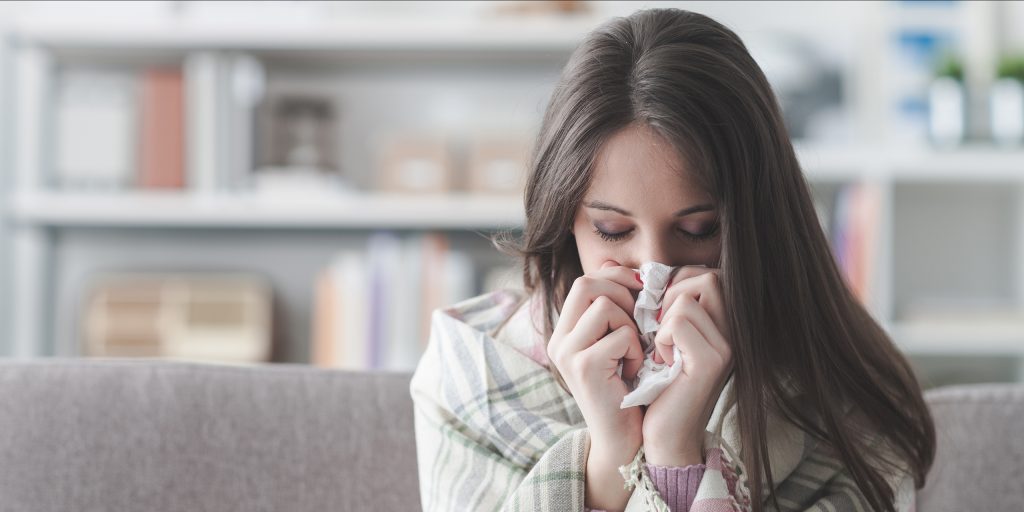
[464,134,530,195]
[374,132,454,194]
[83,273,273,363]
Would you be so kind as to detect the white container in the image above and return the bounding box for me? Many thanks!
[929,77,966,147]
[990,78,1024,146]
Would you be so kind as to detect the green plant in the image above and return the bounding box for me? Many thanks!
[934,52,964,81]
[996,55,1024,83]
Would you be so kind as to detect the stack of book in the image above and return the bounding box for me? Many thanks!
[55,66,185,190]
[52,52,266,194]
[312,231,519,371]
[830,182,882,309]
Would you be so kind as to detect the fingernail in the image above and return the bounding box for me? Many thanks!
[634,272,642,284]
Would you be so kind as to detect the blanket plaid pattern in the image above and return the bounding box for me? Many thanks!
[409,289,917,511]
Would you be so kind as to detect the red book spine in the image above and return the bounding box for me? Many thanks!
[138,67,186,189]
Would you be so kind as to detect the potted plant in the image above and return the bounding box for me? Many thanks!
[990,54,1024,146]
[928,51,966,148]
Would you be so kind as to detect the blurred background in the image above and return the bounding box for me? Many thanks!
[0,0,1022,388]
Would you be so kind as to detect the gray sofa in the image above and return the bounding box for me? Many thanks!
[0,359,1020,511]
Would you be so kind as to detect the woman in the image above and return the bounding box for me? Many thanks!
[410,7,934,512]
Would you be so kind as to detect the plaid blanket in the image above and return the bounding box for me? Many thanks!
[410,289,917,511]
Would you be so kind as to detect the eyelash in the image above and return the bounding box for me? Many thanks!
[592,223,720,243]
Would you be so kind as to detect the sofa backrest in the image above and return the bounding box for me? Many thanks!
[0,359,421,511]
[916,382,1024,511]
[0,359,1020,511]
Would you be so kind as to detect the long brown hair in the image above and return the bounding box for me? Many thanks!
[491,7,934,512]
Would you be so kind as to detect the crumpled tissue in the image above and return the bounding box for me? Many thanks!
[617,261,703,408]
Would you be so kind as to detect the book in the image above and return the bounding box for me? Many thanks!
[367,231,403,369]
[393,233,426,370]
[336,250,368,370]
[54,68,136,190]
[311,232,481,370]
[184,52,224,195]
[138,67,186,189]
[224,52,265,191]
[831,182,880,310]
[312,269,337,367]
[420,232,448,352]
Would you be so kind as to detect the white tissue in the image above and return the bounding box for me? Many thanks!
[617,261,696,408]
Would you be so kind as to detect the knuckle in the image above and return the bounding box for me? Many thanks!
[568,353,590,375]
[592,295,618,315]
[720,343,732,361]
[576,275,594,292]
[712,343,732,367]
[710,349,726,367]
[569,276,586,296]
[663,314,686,331]
[548,350,565,372]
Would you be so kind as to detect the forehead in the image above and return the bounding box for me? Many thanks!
[588,122,709,205]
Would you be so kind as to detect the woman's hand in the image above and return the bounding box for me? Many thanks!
[547,260,646,446]
[548,260,647,511]
[641,265,734,467]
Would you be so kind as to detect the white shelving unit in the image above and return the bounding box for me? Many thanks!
[5,16,601,52]
[3,3,1024,384]
[8,191,525,229]
[2,9,597,361]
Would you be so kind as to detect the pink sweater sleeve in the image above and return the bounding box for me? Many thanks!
[584,462,705,512]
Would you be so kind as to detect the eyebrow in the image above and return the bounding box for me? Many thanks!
[583,200,715,217]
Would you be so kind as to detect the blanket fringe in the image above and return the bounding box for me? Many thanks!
[618,446,671,512]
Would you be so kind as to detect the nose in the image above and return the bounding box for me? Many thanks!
[627,233,676,270]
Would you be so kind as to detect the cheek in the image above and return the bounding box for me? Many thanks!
[575,237,623,275]
[573,235,602,274]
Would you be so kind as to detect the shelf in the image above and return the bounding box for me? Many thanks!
[8,16,602,53]
[7,191,525,230]
[794,143,1024,182]
[8,144,1024,230]
[888,321,1024,355]
[884,146,1024,182]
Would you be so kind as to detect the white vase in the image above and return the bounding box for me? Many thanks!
[990,78,1024,146]
[928,77,965,148]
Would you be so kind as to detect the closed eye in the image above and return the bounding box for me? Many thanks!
[592,228,630,242]
[592,224,719,243]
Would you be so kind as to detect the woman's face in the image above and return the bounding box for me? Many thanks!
[571,121,722,275]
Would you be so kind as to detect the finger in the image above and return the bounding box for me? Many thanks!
[661,268,729,345]
[561,295,638,356]
[652,315,718,372]
[582,324,645,381]
[599,260,644,293]
[661,265,714,315]
[660,292,731,363]
[557,275,636,339]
